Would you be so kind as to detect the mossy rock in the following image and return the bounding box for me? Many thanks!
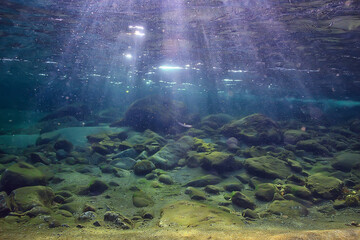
[0,162,46,194]
[87,133,110,143]
[0,191,10,217]
[255,183,277,202]
[242,209,259,219]
[134,160,156,176]
[9,186,54,212]
[0,155,18,164]
[283,130,310,145]
[242,146,267,158]
[220,113,282,145]
[59,202,84,214]
[284,184,312,200]
[204,185,222,194]
[91,143,111,155]
[148,136,194,169]
[200,151,242,172]
[185,175,222,187]
[231,192,256,209]
[132,190,153,208]
[193,138,215,153]
[306,173,343,200]
[200,114,234,130]
[266,200,308,217]
[332,152,360,172]
[158,175,174,185]
[287,159,303,173]
[159,200,242,228]
[186,151,207,168]
[296,140,331,156]
[223,183,243,192]
[244,156,292,179]
[185,187,207,200]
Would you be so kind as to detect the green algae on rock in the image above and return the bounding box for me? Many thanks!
[306,173,343,200]
[244,156,292,179]
[266,200,309,217]
[9,186,54,212]
[0,162,47,194]
[221,113,282,145]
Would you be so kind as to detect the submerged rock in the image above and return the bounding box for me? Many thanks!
[200,114,234,130]
[88,180,109,195]
[200,151,242,172]
[306,173,343,200]
[255,183,278,202]
[110,95,191,133]
[221,113,282,145]
[40,104,90,122]
[132,190,153,207]
[266,200,308,217]
[296,140,331,156]
[9,186,54,212]
[0,191,10,217]
[332,152,360,172]
[231,192,256,209]
[185,175,222,187]
[0,162,47,194]
[244,156,292,179]
[283,130,310,145]
[54,139,73,153]
[134,160,156,176]
[148,136,194,169]
[185,187,207,200]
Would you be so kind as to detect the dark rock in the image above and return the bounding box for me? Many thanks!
[0,162,47,194]
[287,174,306,186]
[41,104,90,122]
[113,148,138,159]
[134,160,156,176]
[87,133,110,143]
[93,221,101,226]
[221,113,282,145]
[255,183,277,202]
[148,136,194,169]
[204,185,222,194]
[132,190,153,207]
[350,119,360,133]
[200,152,242,172]
[110,95,190,134]
[89,152,106,165]
[29,152,50,165]
[223,183,243,192]
[91,143,111,155]
[54,195,65,204]
[56,149,68,160]
[185,187,207,200]
[244,156,292,179]
[36,132,60,146]
[89,180,109,195]
[0,155,18,164]
[54,139,73,153]
[185,175,222,187]
[9,186,54,212]
[231,192,255,209]
[49,220,62,228]
[287,159,303,173]
[306,173,343,200]
[333,199,347,209]
[0,191,10,217]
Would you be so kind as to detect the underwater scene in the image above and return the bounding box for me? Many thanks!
[1,0,360,239]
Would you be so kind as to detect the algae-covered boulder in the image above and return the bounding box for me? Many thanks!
[283,130,310,145]
[255,183,277,202]
[296,140,331,156]
[185,187,207,200]
[0,162,47,194]
[200,151,242,172]
[88,179,109,195]
[231,192,256,209]
[306,173,343,200]
[110,95,191,133]
[9,186,54,212]
[185,175,222,187]
[148,136,194,169]
[283,184,312,200]
[134,160,156,175]
[221,114,282,145]
[132,190,153,207]
[266,200,308,217]
[244,156,292,179]
[332,152,360,172]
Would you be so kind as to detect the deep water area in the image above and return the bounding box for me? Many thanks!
[1,0,360,239]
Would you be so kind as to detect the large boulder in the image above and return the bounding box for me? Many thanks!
[306,173,343,200]
[110,95,191,133]
[40,104,90,122]
[148,136,194,169]
[9,186,55,212]
[283,130,310,145]
[266,200,308,217]
[244,156,292,179]
[332,152,360,172]
[0,162,47,194]
[221,114,282,145]
[185,175,222,187]
[200,152,242,172]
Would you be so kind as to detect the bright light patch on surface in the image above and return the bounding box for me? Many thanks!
[129,25,144,30]
[134,30,145,37]
[159,65,184,71]
[229,69,246,73]
[124,53,132,59]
